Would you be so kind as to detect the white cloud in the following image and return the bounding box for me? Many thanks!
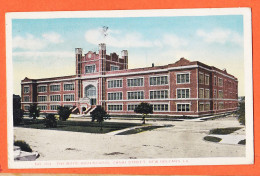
[85,28,187,49]
[196,28,243,45]
[13,51,74,60]
[13,34,47,50]
[42,32,64,44]
[13,32,64,50]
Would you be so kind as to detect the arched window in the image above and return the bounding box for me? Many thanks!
[84,85,96,98]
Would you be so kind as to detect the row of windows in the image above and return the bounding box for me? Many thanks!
[108,79,122,88]
[108,104,169,112]
[37,94,75,102]
[108,92,123,100]
[150,90,168,99]
[150,76,168,86]
[24,104,73,111]
[127,91,144,100]
[200,72,224,87]
[24,83,75,94]
[127,78,144,87]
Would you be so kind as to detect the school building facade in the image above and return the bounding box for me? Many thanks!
[21,43,238,116]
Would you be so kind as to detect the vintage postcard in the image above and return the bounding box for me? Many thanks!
[6,8,253,169]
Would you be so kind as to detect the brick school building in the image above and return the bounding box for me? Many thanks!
[21,43,238,117]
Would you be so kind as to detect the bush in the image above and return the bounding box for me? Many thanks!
[14,140,32,152]
[13,95,24,125]
[29,104,40,120]
[44,114,57,128]
[58,106,72,121]
[238,102,245,125]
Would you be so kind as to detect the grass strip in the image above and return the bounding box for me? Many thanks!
[204,136,222,143]
[116,125,164,135]
[238,139,246,145]
[209,127,242,135]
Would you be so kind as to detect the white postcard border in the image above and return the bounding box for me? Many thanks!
[6,8,253,169]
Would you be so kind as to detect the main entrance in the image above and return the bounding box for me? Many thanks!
[84,85,97,105]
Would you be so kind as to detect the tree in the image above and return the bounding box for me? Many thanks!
[90,105,110,131]
[44,114,57,128]
[29,104,40,120]
[238,102,245,125]
[57,106,72,121]
[13,94,24,125]
[134,102,153,124]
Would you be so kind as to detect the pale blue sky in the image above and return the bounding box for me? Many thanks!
[12,15,244,95]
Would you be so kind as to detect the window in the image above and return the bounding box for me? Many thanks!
[218,102,224,110]
[218,78,223,87]
[108,79,122,88]
[85,85,96,98]
[214,89,217,98]
[177,73,190,84]
[24,105,30,111]
[199,88,204,98]
[177,89,190,99]
[205,89,210,98]
[214,102,217,110]
[127,78,144,87]
[111,65,119,71]
[218,90,223,99]
[177,104,190,112]
[205,74,210,85]
[127,104,138,111]
[85,65,96,73]
[199,103,204,111]
[64,94,75,101]
[50,84,60,92]
[152,104,169,111]
[24,86,30,93]
[50,95,61,101]
[150,90,168,99]
[38,85,47,92]
[150,76,168,85]
[50,105,59,110]
[64,83,74,91]
[127,91,144,100]
[108,104,123,111]
[108,92,123,100]
[23,96,30,102]
[199,72,204,84]
[37,105,47,110]
[205,103,210,111]
[38,96,47,102]
[214,76,217,86]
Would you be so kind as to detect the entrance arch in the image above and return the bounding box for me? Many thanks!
[84,85,97,105]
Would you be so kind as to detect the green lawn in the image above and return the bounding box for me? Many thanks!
[116,125,170,135]
[209,127,242,135]
[18,118,139,134]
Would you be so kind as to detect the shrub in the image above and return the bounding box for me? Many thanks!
[44,114,57,128]
[13,95,24,125]
[14,140,32,152]
[29,104,40,120]
[58,106,72,121]
[238,102,245,125]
